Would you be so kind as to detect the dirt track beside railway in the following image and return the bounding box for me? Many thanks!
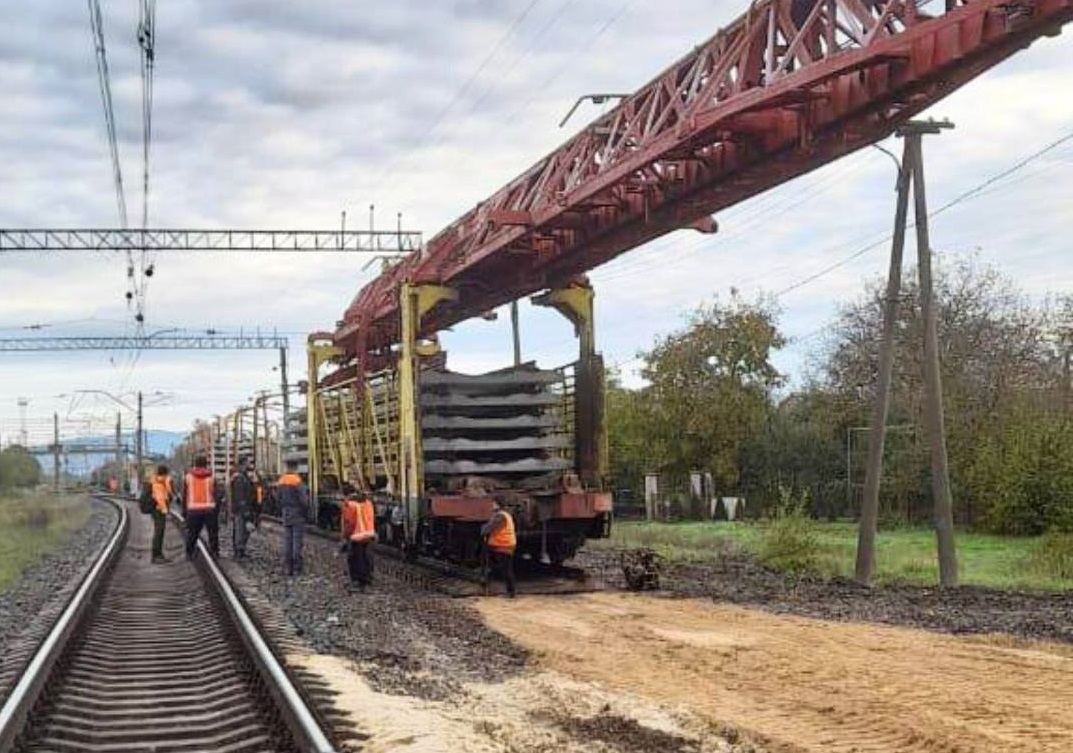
[477,592,1073,753]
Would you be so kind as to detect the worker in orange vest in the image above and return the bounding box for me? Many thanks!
[340,484,376,591]
[183,454,221,560]
[481,501,517,598]
[149,464,173,564]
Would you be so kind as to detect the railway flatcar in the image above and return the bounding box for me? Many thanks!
[304,280,612,567]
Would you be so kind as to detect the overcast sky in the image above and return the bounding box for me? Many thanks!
[1,0,1071,442]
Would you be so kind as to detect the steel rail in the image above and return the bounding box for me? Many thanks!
[183,512,339,753]
[0,495,129,752]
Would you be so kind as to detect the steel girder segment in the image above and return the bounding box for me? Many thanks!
[335,0,1072,356]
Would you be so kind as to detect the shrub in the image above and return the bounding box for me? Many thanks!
[757,485,822,575]
[1029,531,1073,580]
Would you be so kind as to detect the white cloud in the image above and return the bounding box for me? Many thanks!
[1,1,1071,438]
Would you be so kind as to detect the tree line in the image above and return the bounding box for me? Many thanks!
[608,258,1073,535]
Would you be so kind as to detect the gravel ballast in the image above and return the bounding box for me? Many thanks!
[233,521,528,700]
[0,496,119,693]
[575,544,1073,642]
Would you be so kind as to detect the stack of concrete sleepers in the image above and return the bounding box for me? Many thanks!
[419,365,572,482]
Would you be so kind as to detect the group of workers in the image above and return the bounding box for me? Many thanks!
[142,457,518,597]
[143,455,307,574]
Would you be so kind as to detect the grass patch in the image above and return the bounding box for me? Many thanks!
[594,520,1073,590]
[0,492,91,592]
[1029,532,1073,580]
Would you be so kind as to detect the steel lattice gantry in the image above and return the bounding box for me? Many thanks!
[0,228,422,253]
[0,335,288,351]
[334,0,1072,357]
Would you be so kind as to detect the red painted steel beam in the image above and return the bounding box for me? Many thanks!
[334,0,1071,360]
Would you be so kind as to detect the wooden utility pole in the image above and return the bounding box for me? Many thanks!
[855,119,958,588]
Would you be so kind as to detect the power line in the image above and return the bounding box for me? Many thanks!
[773,127,1073,298]
[86,0,127,228]
[354,0,544,204]
[135,0,158,327]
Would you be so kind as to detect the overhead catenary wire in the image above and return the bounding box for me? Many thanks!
[773,128,1073,298]
[86,0,127,230]
[514,128,1073,372]
[353,0,545,207]
[135,0,157,329]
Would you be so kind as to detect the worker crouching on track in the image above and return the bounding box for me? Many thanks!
[150,464,173,564]
[183,454,220,560]
[340,484,376,591]
[277,460,309,576]
[482,501,517,598]
[229,456,255,558]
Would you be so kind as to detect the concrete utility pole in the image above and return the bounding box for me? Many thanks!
[855,119,958,588]
[511,301,522,366]
[53,412,60,492]
[135,391,144,491]
[115,412,122,466]
[278,346,290,424]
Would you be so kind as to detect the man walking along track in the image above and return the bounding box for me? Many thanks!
[230,456,256,558]
[277,459,309,576]
[149,464,174,564]
[183,454,221,559]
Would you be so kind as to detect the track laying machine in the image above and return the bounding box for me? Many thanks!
[297,0,1071,567]
[305,281,612,566]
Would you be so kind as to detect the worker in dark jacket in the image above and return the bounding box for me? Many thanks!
[149,464,173,564]
[277,460,309,576]
[229,456,255,558]
[481,501,517,598]
[183,454,221,559]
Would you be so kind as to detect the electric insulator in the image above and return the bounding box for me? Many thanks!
[135,313,144,323]
[145,264,154,278]
[125,291,133,301]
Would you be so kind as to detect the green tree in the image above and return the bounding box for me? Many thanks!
[622,291,785,509]
[821,256,1062,529]
[0,445,43,490]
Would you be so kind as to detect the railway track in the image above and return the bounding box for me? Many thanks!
[0,496,341,753]
[259,515,606,597]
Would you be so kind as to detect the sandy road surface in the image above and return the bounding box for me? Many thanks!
[476,593,1073,753]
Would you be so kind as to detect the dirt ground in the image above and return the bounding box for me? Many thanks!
[475,592,1073,753]
[290,650,743,752]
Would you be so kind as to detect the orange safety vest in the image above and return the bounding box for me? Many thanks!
[151,476,172,515]
[185,472,216,512]
[342,497,376,542]
[487,510,516,553]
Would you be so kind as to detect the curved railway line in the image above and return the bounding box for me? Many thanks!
[0,496,341,753]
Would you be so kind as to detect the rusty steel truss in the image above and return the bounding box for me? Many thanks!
[335,0,1071,357]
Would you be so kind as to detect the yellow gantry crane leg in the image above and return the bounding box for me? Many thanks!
[398,282,456,543]
[306,335,343,505]
[533,282,608,487]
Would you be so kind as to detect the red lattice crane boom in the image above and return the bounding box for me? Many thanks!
[334,0,1071,358]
